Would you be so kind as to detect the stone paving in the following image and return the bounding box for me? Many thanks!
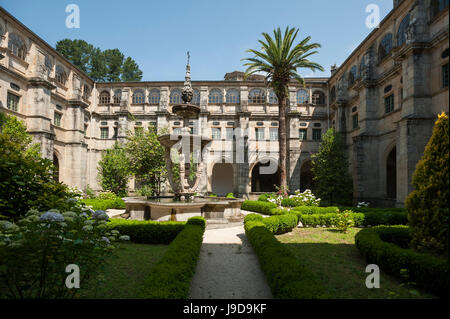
[189,223,273,299]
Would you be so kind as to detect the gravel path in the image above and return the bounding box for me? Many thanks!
[189,224,273,299]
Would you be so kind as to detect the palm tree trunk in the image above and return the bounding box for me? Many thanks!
[279,97,287,193]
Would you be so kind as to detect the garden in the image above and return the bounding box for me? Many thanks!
[240,113,449,299]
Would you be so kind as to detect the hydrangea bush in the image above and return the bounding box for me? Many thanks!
[288,189,321,207]
[0,199,128,299]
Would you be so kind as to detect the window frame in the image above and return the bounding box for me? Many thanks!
[299,128,308,141]
[312,128,322,141]
[100,127,109,139]
[6,92,20,112]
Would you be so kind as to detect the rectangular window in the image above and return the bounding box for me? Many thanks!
[226,127,234,140]
[255,128,265,141]
[385,94,395,114]
[269,128,278,141]
[100,127,109,139]
[113,127,118,138]
[84,124,88,135]
[7,92,20,112]
[212,127,221,140]
[352,113,358,129]
[312,129,322,141]
[443,63,449,88]
[299,129,307,141]
[54,112,62,127]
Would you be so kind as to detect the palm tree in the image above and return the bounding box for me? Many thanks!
[243,26,324,194]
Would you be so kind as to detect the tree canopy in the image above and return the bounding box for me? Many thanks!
[55,39,143,82]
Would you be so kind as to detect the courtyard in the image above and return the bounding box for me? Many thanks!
[0,0,448,314]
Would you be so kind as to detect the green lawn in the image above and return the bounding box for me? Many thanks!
[276,227,436,299]
[76,242,168,299]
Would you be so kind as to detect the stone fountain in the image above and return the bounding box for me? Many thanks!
[123,53,243,223]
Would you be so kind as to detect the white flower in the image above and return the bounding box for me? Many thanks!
[82,225,93,231]
[102,236,111,244]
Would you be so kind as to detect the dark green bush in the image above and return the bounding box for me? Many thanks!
[82,198,125,211]
[257,194,269,202]
[107,219,185,244]
[262,214,298,235]
[296,212,364,227]
[406,113,449,254]
[244,220,327,298]
[186,216,206,230]
[355,226,449,297]
[291,206,339,215]
[241,200,277,215]
[138,217,206,298]
[269,208,291,216]
[362,211,407,226]
[244,213,264,224]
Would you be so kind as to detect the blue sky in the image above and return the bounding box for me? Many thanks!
[0,0,393,81]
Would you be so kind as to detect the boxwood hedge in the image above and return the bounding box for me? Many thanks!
[244,213,298,235]
[241,200,277,215]
[82,198,126,211]
[355,226,449,297]
[138,217,206,299]
[107,219,185,244]
[244,219,327,298]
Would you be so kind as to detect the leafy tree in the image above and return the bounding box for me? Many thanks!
[125,126,166,196]
[405,112,449,255]
[311,128,353,205]
[55,39,143,82]
[121,57,143,82]
[243,26,324,194]
[0,113,70,221]
[97,142,131,196]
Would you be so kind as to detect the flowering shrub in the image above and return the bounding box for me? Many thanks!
[333,210,355,233]
[0,201,128,299]
[286,189,321,207]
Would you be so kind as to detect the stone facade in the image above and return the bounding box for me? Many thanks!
[0,1,448,205]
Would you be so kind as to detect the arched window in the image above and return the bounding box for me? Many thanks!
[99,91,110,104]
[132,89,145,104]
[248,88,266,104]
[113,89,122,104]
[296,89,309,104]
[8,32,27,60]
[431,0,449,19]
[149,89,160,104]
[359,55,366,78]
[312,91,325,105]
[208,88,223,104]
[170,88,182,104]
[268,90,278,104]
[192,89,200,105]
[330,86,336,103]
[397,14,410,47]
[226,89,240,104]
[348,66,357,86]
[55,65,67,86]
[378,33,393,62]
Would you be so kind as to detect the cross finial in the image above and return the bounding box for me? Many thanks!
[187,51,190,65]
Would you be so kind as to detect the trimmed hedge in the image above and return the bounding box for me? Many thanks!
[241,200,277,215]
[244,213,298,235]
[291,206,339,215]
[82,198,125,211]
[355,226,449,297]
[244,219,327,298]
[139,217,206,299]
[107,219,185,244]
[297,212,364,227]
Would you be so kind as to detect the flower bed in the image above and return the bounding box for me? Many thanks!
[355,226,449,297]
[244,216,327,299]
[138,217,206,299]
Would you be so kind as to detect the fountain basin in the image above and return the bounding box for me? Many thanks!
[123,196,244,223]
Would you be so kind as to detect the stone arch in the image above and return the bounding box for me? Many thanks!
[52,150,62,182]
[249,158,280,193]
[211,163,234,196]
[385,144,397,199]
[300,160,314,192]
